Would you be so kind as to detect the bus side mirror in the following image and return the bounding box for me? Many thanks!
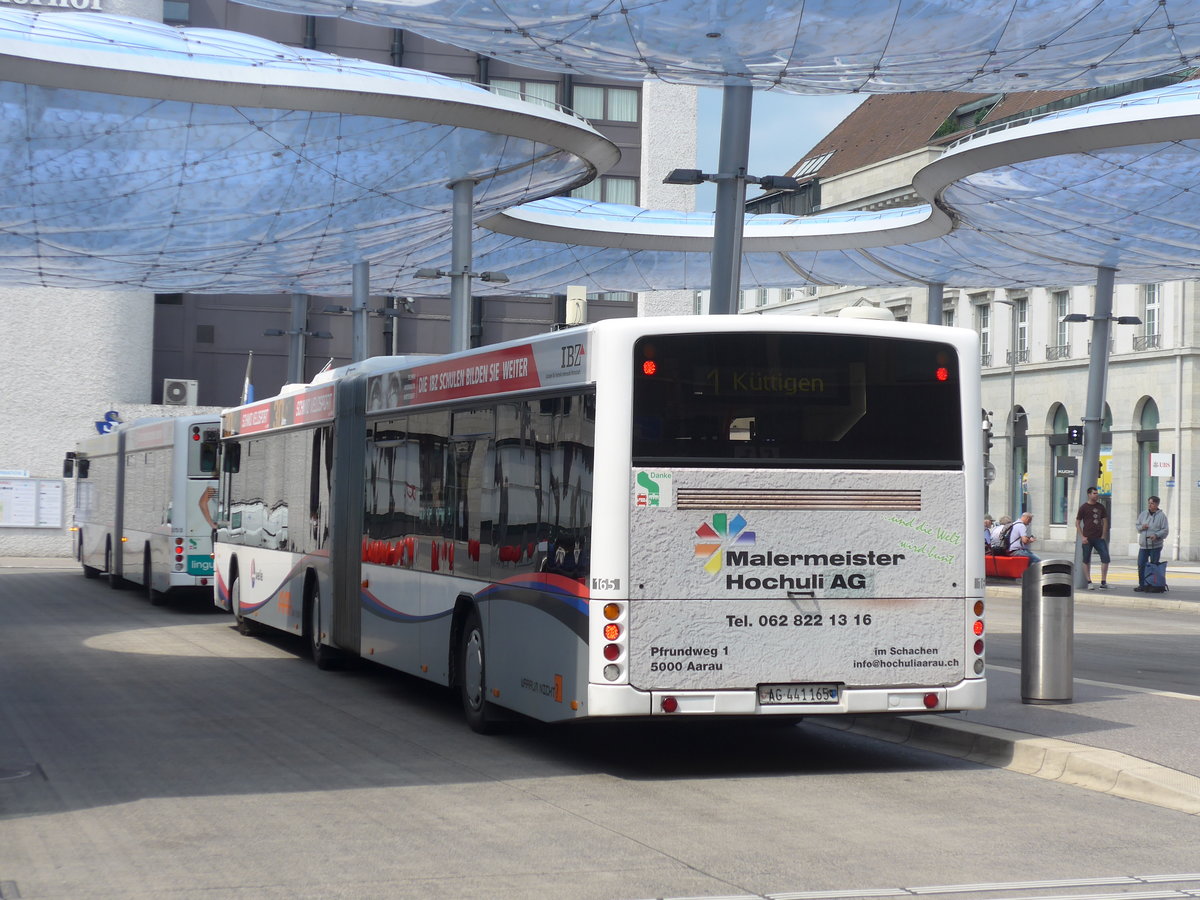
[77,458,90,479]
[63,453,75,478]
[222,442,241,474]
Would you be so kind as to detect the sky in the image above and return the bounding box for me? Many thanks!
[693,88,865,212]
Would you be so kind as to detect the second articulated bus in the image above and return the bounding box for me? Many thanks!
[69,415,220,603]
[214,316,985,730]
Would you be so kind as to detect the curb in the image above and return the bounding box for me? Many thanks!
[986,581,1200,614]
[0,558,76,570]
[812,714,1200,816]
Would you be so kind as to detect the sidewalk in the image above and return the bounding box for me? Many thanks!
[819,556,1200,816]
[0,557,76,569]
[983,554,1200,612]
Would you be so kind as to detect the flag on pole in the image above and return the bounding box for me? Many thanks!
[241,351,255,404]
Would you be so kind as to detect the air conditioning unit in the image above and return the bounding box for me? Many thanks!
[163,378,198,406]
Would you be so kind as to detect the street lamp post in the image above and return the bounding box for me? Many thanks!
[995,297,1021,516]
[663,153,804,316]
[264,292,333,383]
[1062,266,1141,587]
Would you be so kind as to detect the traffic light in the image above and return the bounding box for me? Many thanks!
[981,410,994,453]
[1067,425,1083,445]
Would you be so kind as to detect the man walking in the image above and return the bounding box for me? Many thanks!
[1135,495,1169,591]
[1076,487,1110,589]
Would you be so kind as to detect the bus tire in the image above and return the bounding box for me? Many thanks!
[106,542,127,590]
[81,535,100,579]
[306,577,339,671]
[230,571,255,635]
[145,545,165,606]
[458,607,496,734]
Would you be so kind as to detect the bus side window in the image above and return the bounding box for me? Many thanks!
[223,442,241,473]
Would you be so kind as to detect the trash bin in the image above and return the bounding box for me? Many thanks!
[1020,558,1074,704]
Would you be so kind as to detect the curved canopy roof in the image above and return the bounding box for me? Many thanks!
[0,9,616,293]
[229,0,1200,94]
[5,9,1200,297]
[450,81,1200,294]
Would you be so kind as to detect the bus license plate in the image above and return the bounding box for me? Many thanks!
[758,683,840,705]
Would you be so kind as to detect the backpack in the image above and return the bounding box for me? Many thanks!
[989,523,1014,556]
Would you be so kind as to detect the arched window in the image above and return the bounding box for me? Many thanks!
[1048,405,1070,524]
[1012,405,1028,515]
[1137,398,1160,505]
[1097,403,1114,502]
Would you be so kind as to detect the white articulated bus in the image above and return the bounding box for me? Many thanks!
[69,415,220,603]
[214,316,985,731]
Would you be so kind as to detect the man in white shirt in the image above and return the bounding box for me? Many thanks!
[1009,511,1040,563]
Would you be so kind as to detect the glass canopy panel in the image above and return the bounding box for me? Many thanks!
[9,8,1200,297]
[0,9,612,293]
[227,0,1200,93]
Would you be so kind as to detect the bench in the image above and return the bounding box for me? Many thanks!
[985,554,1031,579]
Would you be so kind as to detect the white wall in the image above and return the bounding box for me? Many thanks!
[0,287,158,556]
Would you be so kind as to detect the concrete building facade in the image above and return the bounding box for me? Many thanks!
[743,87,1198,562]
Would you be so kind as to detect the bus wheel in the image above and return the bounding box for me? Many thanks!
[458,608,496,734]
[78,535,98,578]
[306,579,338,671]
[106,543,126,590]
[231,573,254,635]
[81,535,99,579]
[145,546,165,606]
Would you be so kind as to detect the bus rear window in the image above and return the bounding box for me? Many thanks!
[632,332,963,469]
[189,428,220,477]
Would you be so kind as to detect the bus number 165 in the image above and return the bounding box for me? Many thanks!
[591,577,621,591]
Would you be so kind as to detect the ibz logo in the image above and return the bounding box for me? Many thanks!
[561,343,585,368]
[695,513,756,575]
[249,560,265,585]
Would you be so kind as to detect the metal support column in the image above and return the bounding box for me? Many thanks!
[1008,296,1020,516]
[351,261,369,363]
[926,283,944,325]
[449,179,474,353]
[1073,266,1116,587]
[708,83,753,316]
[288,293,307,385]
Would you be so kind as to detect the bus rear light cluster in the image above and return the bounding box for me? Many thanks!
[972,599,985,674]
[601,602,625,680]
[174,537,185,572]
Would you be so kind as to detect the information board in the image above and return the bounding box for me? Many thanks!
[0,478,64,529]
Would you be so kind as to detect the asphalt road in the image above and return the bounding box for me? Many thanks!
[3,569,1200,900]
[983,593,1200,695]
